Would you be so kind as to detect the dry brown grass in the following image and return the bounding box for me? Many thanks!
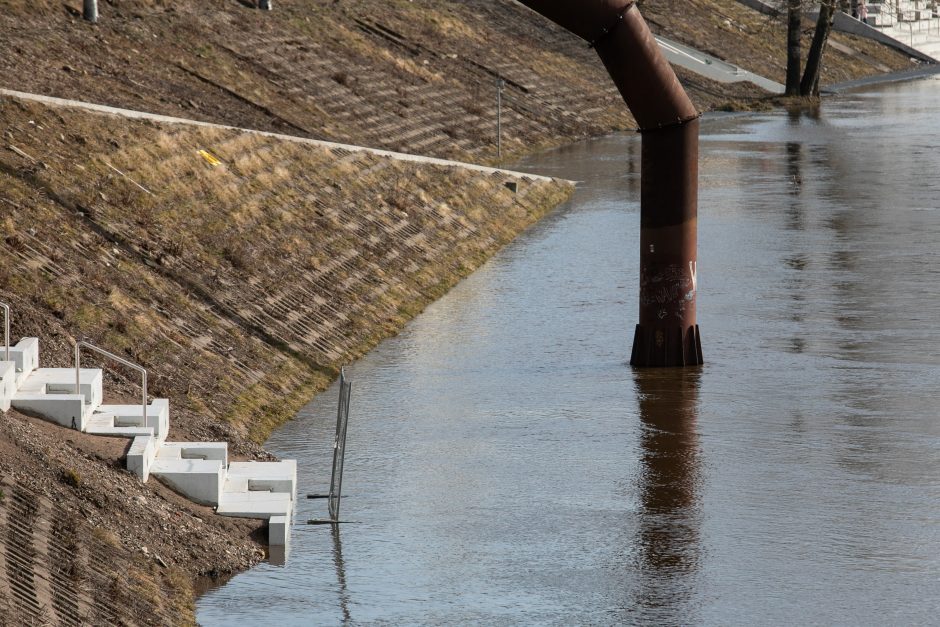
[0,94,572,444]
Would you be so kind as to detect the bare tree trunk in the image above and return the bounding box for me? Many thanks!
[786,0,802,96]
[800,0,836,96]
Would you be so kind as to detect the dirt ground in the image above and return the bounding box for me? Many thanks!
[0,408,266,625]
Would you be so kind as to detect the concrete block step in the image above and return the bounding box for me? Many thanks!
[217,492,293,546]
[223,476,251,493]
[84,412,154,437]
[9,338,38,386]
[97,399,169,442]
[151,458,225,506]
[12,393,87,430]
[0,361,15,412]
[127,435,156,481]
[217,491,292,519]
[226,460,297,499]
[268,516,289,547]
[17,368,103,410]
[157,442,228,464]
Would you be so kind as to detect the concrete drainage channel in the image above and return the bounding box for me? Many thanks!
[0,305,296,548]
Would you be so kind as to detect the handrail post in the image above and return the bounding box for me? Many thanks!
[75,342,81,398]
[83,0,98,23]
[75,341,148,428]
[0,301,9,362]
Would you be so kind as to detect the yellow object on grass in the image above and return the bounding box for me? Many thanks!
[197,149,222,167]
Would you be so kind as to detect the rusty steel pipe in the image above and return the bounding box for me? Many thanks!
[634,118,701,367]
[517,0,703,366]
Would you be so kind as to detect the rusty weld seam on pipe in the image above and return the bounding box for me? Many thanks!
[636,112,703,134]
[587,2,637,49]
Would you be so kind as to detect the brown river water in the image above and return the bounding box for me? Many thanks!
[198,77,940,625]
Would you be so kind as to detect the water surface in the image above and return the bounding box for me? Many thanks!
[198,77,940,625]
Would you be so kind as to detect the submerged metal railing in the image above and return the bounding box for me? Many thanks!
[75,340,147,425]
[328,368,353,522]
[0,301,9,362]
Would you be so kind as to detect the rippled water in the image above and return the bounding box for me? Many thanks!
[198,78,940,625]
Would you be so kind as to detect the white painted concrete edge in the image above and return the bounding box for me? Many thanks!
[0,362,15,412]
[12,393,87,430]
[655,35,786,94]
[0,88,566,184]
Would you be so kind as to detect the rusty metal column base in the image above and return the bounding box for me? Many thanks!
[631,324,703,367]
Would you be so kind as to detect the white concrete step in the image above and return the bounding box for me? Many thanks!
[223,476,251,493]
[226,460,297,499]
[217,491,292,517]
[84,411,155,437]
[97,399,169,443]
[17,367,103,410]
[158,442,228,464]
[151,458,225,506]
[217,491,293,546]
[1,331,297,547]
[9,337,38,387]
[268,516,289,547]
[127,435,157,481]
[0,361,15,412]
[12,393,88,430]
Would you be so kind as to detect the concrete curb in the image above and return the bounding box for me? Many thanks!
[0,88,563,184]
[824,63,940,92]
[655,35,785,93]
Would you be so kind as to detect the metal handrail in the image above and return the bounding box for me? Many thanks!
[0,301,9,362]
[75,341,147,427]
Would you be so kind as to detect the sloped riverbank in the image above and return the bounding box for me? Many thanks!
[0,93,570,624]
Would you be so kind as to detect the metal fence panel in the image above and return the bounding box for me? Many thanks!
[328,369,352,521]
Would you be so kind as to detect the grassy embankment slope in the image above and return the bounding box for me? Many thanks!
[640,0,915,94]
[0,1,913,166]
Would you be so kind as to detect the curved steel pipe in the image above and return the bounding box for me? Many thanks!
[518,0,703,366]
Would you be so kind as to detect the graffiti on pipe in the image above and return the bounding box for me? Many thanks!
[640,261,698,318]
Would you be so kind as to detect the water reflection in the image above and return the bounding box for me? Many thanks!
[785,142,803,198]
[330,525,352,624]
[632,369,701,622]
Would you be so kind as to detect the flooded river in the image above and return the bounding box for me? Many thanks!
[198,78,940,625]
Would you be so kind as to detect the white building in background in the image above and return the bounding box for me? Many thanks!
[862,1,940,58]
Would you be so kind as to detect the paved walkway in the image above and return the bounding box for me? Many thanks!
[0,88,558,183]
[656,35,786,93]
[824,63,940,92]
